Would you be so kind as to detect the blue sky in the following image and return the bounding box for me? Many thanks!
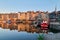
[0,0,60,12]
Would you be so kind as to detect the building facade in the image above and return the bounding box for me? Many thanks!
[0,11,49,23]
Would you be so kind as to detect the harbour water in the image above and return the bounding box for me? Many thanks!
[0,28,39,40]
[0,23,60,40]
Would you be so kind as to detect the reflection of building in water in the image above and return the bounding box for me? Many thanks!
[18,24,26,31]
[0,23,41,33]
[0,23,18,30]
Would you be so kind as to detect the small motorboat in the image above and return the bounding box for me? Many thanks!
[41,21,48,30]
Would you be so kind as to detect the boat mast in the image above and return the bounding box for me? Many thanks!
[55,5,57,21]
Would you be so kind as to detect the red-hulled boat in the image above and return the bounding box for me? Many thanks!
[41,21,48,30]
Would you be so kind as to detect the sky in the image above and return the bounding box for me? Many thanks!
[0,0,60,13]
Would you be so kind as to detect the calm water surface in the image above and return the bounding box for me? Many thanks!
[0,23,39,40]
[0,23,60,40]
[0,28,39,40]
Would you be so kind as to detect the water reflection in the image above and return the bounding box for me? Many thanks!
[0,23,60,33]
[0,23,42,33]
[0,23,40,40]
[0,23,60,40]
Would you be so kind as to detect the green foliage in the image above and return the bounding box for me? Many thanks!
[38,34,44,40]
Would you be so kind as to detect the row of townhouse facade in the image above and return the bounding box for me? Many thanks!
[0,11,49,23]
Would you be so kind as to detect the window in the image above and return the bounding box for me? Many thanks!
[13,14,18,18]
[0,15,2,18]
